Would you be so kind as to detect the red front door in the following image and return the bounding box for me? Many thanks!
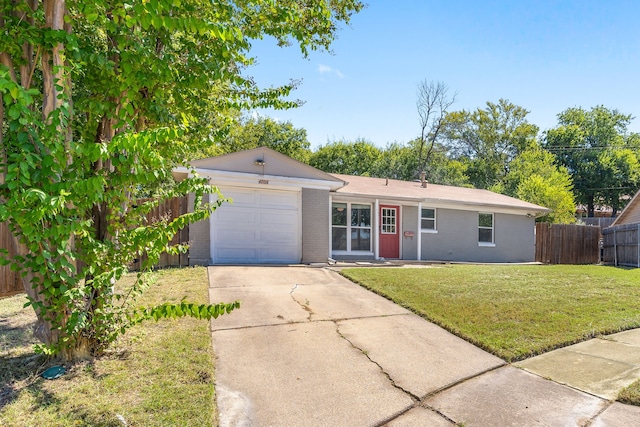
[379,205,399,259]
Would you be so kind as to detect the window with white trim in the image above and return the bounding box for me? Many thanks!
[478,213,494,245]
[332,203,371,252]
[421,208,436,231]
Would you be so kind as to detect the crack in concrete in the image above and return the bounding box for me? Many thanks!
[418,403,460,426]
[420,363,507,401]
[211,314,412,333]
[289,283,314,321]
[330,320,464,426]
[583,400,614,426]
[333,320,421,402]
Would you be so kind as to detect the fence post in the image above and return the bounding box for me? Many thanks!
[614,228,617,266]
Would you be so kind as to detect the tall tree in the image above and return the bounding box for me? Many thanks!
[0,0,363,360]
[309,139,382,176]
[371,141,420,181]
[544,106,640,217]
[214,115,312,162]
[415,80,456,176]
[442,99,539,189]
[491,147,576,223]
[424,145,471,187]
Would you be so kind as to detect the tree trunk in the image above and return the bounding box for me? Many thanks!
[587,196,595,218]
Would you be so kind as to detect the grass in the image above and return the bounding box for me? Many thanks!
[619,381,640,405]
[343,264,640,406]
[0,267,218,427]
[341,264,640,362]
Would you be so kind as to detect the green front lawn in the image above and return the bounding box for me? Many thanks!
[0,267,219,427]
[341,265,640,362]
[343,264,640,405]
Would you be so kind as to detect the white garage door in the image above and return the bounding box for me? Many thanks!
[211,187,301,264]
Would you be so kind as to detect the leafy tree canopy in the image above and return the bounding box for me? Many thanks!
[212,115,312,162]
[442,99,539,189]
[544,106,640,216]
[0,0,363,359]
[491,147,576,223]
[309,138,382,176]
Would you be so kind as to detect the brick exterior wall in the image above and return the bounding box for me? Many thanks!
[188,193,211,265]
[301,188,330,263]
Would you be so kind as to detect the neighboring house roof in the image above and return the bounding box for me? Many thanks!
[331,174,551,217]
[611,188,640,226]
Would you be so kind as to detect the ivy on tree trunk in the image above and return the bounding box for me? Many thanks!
[0,0,363,360]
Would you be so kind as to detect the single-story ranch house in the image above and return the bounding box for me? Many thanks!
[173,147,550,265]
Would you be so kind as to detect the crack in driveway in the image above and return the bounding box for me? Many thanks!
[290,283,314,321]
[333,320,421,402]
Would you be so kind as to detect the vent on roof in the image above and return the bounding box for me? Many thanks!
[420,171,428,188]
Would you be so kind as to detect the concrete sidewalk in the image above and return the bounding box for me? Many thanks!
[209,266,640,426]
[516,329,640,400]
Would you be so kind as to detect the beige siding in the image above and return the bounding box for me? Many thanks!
[613,190,640,226]
[188,193,211,265]
[620,202,640,225]
[302,188,330,263]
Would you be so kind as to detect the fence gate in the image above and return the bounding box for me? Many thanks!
[601,223,640,268]
[535,223,601,264]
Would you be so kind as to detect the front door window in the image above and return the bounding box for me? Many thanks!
[381,207,396,234]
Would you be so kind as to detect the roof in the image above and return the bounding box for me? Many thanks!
[189,147,344,183]
[331,174,551,216]
[611,188,640,226]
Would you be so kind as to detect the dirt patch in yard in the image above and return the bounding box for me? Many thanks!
[0,294,48,408]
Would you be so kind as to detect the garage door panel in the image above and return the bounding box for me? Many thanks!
[216,209,255,225]
[221,190,256,207]
[216,229,256,242]
[259,230,298,244]
[258,211,297,226]
[258,247,298,262]
[212,187,300,264]
[258,193,298,210]
[215,247,259,262]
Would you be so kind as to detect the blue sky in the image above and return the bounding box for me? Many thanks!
[247,1,640,149]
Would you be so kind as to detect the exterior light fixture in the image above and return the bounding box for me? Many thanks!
[254,159,266,166]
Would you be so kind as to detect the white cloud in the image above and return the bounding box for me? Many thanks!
[318,64,345,79]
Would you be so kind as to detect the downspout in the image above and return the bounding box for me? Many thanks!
[328,194,333,260]
[417,202,422,261]
[374,199,380,260]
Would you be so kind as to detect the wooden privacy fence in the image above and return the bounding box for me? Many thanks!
[535,223,601,265]
[0,221,22,298]
[0,196,190,298]
[130,196,190,271]
[602,223,640,268]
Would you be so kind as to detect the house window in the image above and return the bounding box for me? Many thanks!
[332,203,348,251]
[332,202,371,252]
[478,213,494,245]
[421,208,436,231]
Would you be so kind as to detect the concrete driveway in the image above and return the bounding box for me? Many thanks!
[209,266,636,426]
